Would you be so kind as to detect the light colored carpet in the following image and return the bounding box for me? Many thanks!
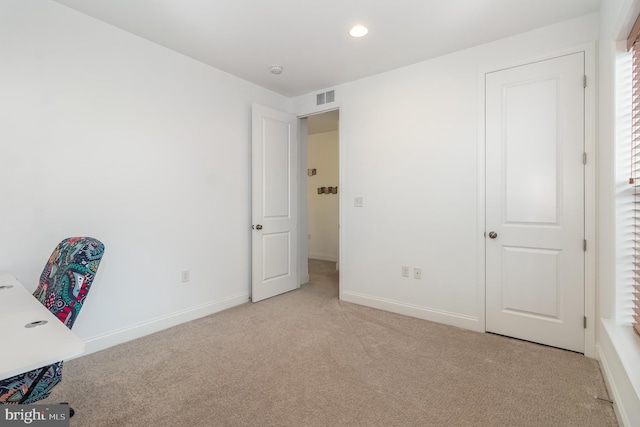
[45,259,617,426]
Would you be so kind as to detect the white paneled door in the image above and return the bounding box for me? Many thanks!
[485,53,585,353]
[251,104,299,302]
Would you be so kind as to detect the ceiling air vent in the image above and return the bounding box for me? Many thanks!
[325,90,335,103]
[316,90,335,106]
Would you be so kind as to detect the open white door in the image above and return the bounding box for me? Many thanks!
[485,53,585,352]
[251,104,299,302]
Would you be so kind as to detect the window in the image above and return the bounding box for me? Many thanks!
[627,18,640,335]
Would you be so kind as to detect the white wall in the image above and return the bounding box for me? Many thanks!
[307,130,339,262]
[295,14,599,331]
[0,0,290,353]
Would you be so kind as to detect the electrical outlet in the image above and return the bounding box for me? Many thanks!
[402,266,410,277]
[181,270,190,283]
[354,197,364,207]
[414,268,422,280]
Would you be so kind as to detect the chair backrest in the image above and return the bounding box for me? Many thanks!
[32,237,105,329]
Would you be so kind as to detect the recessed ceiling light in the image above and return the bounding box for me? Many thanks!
[270,65,284,75]
[349,25,368,38]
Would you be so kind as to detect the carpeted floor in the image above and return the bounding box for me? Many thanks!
[45,259,617,426]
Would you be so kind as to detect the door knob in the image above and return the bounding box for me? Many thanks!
[488,231,497,239]
[255,224,263,230]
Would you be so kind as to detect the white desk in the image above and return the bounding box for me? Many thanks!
[0,273,85,381]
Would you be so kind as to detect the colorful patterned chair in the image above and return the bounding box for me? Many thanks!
[0,237,105,405]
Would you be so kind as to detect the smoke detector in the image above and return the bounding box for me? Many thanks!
[270,66,284,75]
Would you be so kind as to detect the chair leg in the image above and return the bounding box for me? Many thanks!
[60,402,75,418]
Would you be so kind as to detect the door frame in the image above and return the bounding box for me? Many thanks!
[296,107,342,292]
[476,43,596,357]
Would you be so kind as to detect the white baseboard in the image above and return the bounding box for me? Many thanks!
[309,253,338,262]
[341,290,481,332]
[77,292,249,357]
[597,319,640,427]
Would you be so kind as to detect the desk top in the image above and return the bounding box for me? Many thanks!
[0,273,85,380]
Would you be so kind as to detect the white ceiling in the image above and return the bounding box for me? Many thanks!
[52,0,601,97]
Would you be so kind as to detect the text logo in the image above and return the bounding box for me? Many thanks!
[0,405,69,427]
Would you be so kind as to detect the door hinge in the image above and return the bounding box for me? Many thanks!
[584,316,587,329]
[583,75,587,88]
[583,240,587,251]
[583,152,587,165]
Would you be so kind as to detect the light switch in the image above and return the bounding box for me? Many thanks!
[354,197,364,207]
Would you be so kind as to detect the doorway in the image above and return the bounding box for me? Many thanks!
[305,110,340,278]
[250,105,340,302]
